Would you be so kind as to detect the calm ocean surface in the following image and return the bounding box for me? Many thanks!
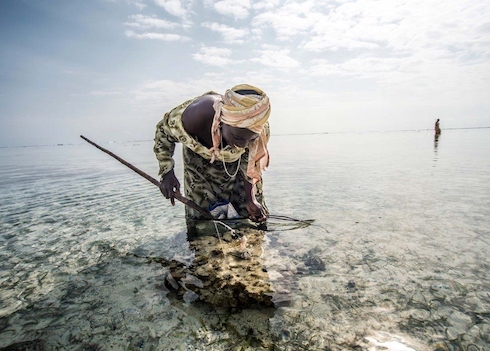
[1,129,489,350]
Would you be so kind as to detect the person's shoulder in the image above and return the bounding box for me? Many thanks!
[194,92,220,105]
[203,91,220,97]
[182,93,219,134]
[186,93,220,115]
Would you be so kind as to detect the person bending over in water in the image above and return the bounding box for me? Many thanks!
[153,84,271,230]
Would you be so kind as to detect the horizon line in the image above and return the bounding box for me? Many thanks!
[1,126,489,149]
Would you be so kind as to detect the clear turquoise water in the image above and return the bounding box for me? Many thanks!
[1,129,489,350]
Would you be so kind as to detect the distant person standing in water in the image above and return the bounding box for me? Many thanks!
[435,119,441,134]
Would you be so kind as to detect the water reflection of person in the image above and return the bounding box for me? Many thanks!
[434,133,440,155]
[435,119,441,135]
[433,129,441,165]
[145,227,276,309]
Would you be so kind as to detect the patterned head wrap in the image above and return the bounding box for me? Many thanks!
[210,84,271,184]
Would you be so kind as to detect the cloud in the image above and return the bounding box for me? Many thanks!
[130,75,231,108]
[201,22,248,44]
[249,0,490,96]
[125,30,190,41]
[154,0,189,18]
[205,0,252,20]
[249,0,490,60]
[131,79,193,106]
[303,35,381,52]
[303,0,490,58]
[131,1,146,10]
[252,0,320,40]
[251,49,300,69]
[192,46,236,66]
[309,56,403,78]
[129,74,284,110]
[252,0,281,11]
[307,51,490,107]
[124,14,178,29]
[300,1,418,52]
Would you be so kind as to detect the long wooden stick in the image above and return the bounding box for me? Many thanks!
[80,135,213,219]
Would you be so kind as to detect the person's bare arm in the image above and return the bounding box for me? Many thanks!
[243,179,266,222]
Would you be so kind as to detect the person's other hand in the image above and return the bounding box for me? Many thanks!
[246,200,267,222]
[160,170,180,206]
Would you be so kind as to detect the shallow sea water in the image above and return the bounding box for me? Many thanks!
[1,129,489,350]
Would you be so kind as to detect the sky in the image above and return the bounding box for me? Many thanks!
[0,0,489,147]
